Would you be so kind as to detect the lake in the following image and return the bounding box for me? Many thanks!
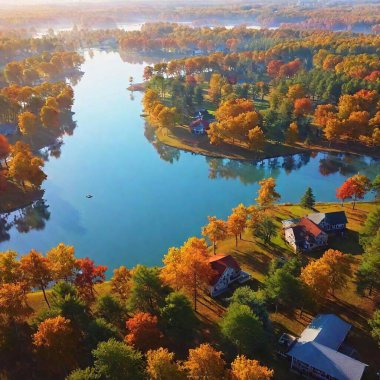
[1,50,379,273]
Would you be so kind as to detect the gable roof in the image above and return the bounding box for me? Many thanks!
[208,254,241,285]
[299,217,324,238]
[288,314,367,380]
[288,341,367,380]
[307,211,348,226]
[298,314,351,350]
[325,211,348,225]
[306,212,326,225]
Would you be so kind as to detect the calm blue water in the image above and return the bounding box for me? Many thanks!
[1,51,379,272]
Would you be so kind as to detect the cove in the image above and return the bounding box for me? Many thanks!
[1,50,379,273]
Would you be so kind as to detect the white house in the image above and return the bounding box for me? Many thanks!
[208,254,249,297]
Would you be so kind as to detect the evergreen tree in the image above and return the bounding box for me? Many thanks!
[300,187,315,209]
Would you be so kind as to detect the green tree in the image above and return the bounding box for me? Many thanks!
[360,207,380,249]
[66,367,98,380]
[95,295,126,328]
[160,291,197,341]
[264,267,312,313]
[357,237,380,297]
[369,310,380,346]
[220,303,265,355]
[128,265,167,314]
[92,339,144,380]
[252,217,277,244]
[372,175,380,199]
[300,187,316,209]
[229,286,269,328]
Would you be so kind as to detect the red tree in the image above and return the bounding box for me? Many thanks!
[336,174,371,209]
[125,312,161,351]
[267,60,284,78]
[74,258,107,303]
[294,98,313,117]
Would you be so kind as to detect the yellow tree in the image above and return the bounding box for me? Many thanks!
[373,128,380,146]
[0,250,20,284]
[180,238,212,311]
[209,73,223,104]
[161,247,182,291]
[40,105,59,129]
[248,126,265,151]
[285,122,299,144]
[161,237,212,311]
[227,212,247,247]
[287,84,305,100]
[319,249,352,295]
[156,106,177,128]
[46,243,76,282]
[301,249,352,298]
[146,348,184,380]
[256,178,280,208]
[0,283,32,324]
[202,216,228,254]
[324,118,344,143]
[33,316,78,377]
[184,344,227,380]
[110,266,132,301]
[18,111,37,137]
[8,142,46,189]
[20,249,52,308]
[143,89,160,114]
[300,259,330,298]
[231,355,274,380]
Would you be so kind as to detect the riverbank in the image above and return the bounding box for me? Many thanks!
[156,124,380,161]
[0,182,44,213]
[26,201,380,378]
[127,82,145,91]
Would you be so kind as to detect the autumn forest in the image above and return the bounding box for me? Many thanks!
[0,1,380,380]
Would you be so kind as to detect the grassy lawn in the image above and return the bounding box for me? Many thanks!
[26,202,380,379]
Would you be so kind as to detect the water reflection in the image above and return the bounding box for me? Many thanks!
[0,200,50,241]
[144,123,180,163]
[319,153,380,177]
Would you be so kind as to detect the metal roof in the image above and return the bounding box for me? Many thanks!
[289,342,367,380]
[299,314,351,350]
[288,315,367,380]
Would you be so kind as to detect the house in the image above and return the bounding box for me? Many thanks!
[287,314,367,380]
[189,119,210,135]
[283,217,328,252]
[307,211,348,234]
[282,211,346,252]
[189,109,214,135]
[208,254,250,297]
[194,109,214,121]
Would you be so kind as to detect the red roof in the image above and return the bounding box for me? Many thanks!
[189,119,210,129]
[208,254,241,285]
[299,217,324,237]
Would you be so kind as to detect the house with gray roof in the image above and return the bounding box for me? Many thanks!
[282,211,347,252]
[307,211,348,234]
[287,314,367,380]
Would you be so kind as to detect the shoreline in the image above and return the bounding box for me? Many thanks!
[156,124,380,162]
[0,182,44,214]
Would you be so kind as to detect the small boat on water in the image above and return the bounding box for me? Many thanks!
[86,195,93,199]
